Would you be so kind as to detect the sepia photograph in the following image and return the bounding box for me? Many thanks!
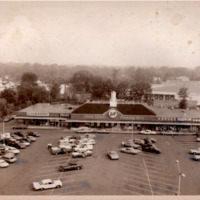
[0,1,200,198]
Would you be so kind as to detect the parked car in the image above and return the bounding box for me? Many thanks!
[193,155,200,161]
[74,144,93,152]
[96,129,109,134]
[121,147,141,155]
[5,139,26,149]
[190,148,200,154]
[121,141,140,149]
[107,151,119,160]
[32,179,62,190]
[27,131,40,137]
[196,137,200,142]
[12,125,28,130]
[142,145,161,154]
[140,130,156,135]
[4,146,20,154]
[0,159,9,168]
[59,162,83,171]
[2,153,17,163]
[51,146,72,155]
[26,135,36,142]
[132,138,145,145]
[72,150,92,158]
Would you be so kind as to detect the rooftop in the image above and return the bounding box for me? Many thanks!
[19,103,76,114]
[72,103,156,116]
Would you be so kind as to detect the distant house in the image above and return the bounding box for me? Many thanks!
[175,76,190,82]
[152,81,200,108]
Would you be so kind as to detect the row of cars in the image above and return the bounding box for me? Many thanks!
[107,137,161,161]
[0,131,40,168]
[121,137,161,154]
[50,133,96,158]
[33,134,96,191]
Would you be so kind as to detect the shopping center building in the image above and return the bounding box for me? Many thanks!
[15,91,200,132]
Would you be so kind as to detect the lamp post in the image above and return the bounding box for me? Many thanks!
[176,160,186,195]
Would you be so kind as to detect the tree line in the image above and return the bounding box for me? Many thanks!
[0,66,191,118]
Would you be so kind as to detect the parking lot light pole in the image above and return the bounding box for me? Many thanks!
[176,160,186,195]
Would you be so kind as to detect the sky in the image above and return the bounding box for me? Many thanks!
[0,1,200,68]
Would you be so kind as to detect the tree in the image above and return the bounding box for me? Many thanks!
[21,72,38,86]
[0,88,18,106]
[50,82,60,101]
[178,87,188,109]
[71,70,94,93]
[0,98,13,118]
[130,83,153,105]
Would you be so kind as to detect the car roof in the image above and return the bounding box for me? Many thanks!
[42,179,52,183]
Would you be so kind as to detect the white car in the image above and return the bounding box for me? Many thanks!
[190,148,200,154]
[107,151,119,160]
[32,179,62,191]
[4,146,20,154]
[121,147,141,155]
[72,150,92,158]
[193,155,200,161]
[196,137,200,142]
[74,144,93,152]
[121,141,140,149]
[0,159,9,168]
[140,130,156,135]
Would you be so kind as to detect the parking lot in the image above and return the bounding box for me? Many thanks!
[0,121,200,195]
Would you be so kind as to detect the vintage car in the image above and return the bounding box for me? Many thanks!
[0,159,9,168]
[72,150,92,158]
[27,131,40,137]
[190,148,200,154]
[140,130,156,135]
[51,146,72,155]
[193,155,200,161]
[32,179,62,190]
[107,151,119,160]
[142,145,161,154]
[59,162,83,171]
[121,147,141,155]
[12,125,28,130]
[121,141,141,149]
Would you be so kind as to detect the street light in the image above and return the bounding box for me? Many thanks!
[176,160,186,195]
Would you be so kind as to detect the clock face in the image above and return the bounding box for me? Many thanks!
[108,109,118,119]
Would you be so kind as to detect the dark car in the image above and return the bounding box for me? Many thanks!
[59,162,83,172]
[5,139,26,149]
[13,132,26,137]
[142,145,161,154]
[12,125,28,130]
[27,131,40,137]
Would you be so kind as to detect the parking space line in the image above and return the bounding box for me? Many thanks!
[149,174,177,184]
[146,168,175,178]
[122,188,144,195]
[124,165,146,172]
[123,172,153,182]
[151,184,177,194]
[32,172,62,178]
[123,178,150,188]
[141,153,153,195]
[58,189,84,195]
[123,181,152,194]
[121,160,141,166]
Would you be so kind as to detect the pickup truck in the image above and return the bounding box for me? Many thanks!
[32,179,62,190]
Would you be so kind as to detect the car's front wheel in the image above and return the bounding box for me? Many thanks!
[56,185,61,188]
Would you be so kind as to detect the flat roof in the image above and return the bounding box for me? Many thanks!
[19,103,76,114]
